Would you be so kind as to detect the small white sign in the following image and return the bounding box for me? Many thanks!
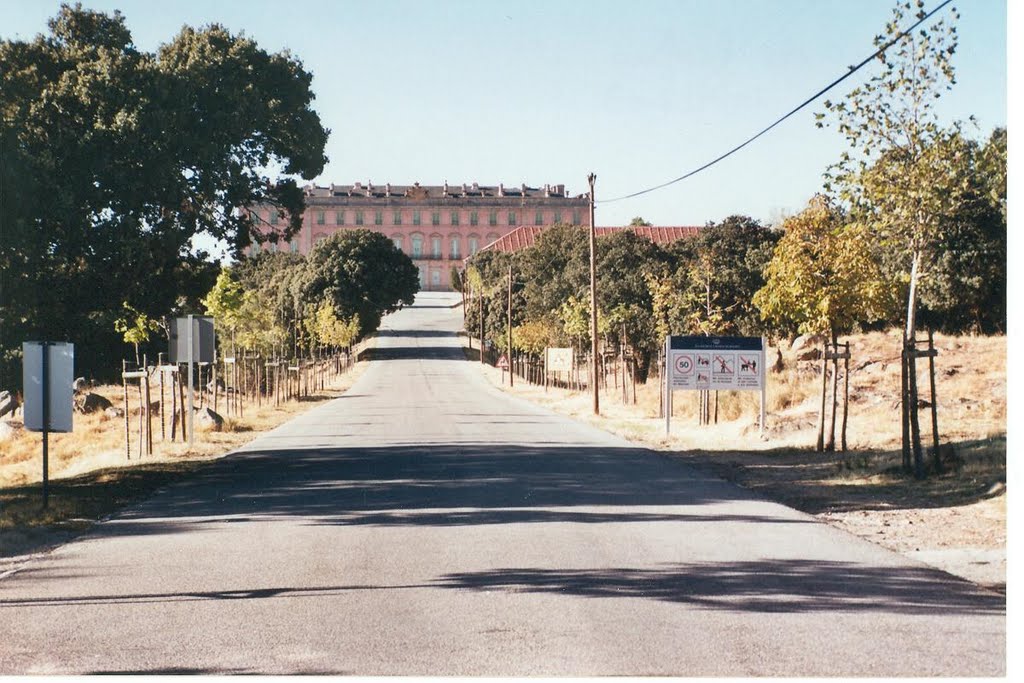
[22,342,75,433]
[545,347,573,373]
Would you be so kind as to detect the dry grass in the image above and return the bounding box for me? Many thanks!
[486,330,1006,455]
[1,360,369,554]
[472,331,1007,588]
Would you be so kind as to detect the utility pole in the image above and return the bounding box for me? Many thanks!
[507,264,514,387]
[588,172,599,415]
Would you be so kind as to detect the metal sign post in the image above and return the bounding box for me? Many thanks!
[187,314,195,447]
[169,315,214,448]
[665,335,765,437]
[23,341,74,508]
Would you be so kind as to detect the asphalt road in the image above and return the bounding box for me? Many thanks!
[0,292,1005,675]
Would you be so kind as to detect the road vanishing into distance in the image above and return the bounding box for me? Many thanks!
[0,292,1005,675]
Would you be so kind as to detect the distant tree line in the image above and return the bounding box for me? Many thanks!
[462,121,1004,375]
[203,230,418,358]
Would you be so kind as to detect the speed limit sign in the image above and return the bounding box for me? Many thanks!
[674,354,693,374]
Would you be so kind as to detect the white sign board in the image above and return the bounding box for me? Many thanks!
[545,347,574,373]
[667,336,764,391]
[665,335,766,436]
[22,342,74,433]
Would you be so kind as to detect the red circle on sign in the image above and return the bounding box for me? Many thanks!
[674,354,693,374]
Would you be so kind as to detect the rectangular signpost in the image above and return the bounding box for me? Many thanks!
[169,316,215,447]
[664,335,765,436]
[23,342,74,508]
[544,347,573,391]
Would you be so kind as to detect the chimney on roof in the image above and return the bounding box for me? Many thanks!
[366,181,373,197]
[544,184,550,197]
[521,183,527,195]
[472,182,479,191]
[443,180,449,197]
[461,183,467,196]
[385,183,391,197]
[498,183,504,197]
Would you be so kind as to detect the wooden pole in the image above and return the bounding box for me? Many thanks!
[122,360,131,460]
[159,353,166,441]
[816,342,828,452]
[827,338,839,452]
[928,330,942,474]
[901,332,910,472]
[841,341,850,453]
[588,172,599,416]
[144,355,152,456]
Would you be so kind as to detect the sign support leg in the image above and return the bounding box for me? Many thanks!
[187,314,195,448]
[41,342,50,509]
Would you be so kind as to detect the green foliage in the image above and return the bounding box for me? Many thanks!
[299,230,419,338]
[754,196,892,337]
[656,216,778,337]
[113,302,163,364]
[820,0,963,339]
[511,319,559,356]
[0,3,326,386]
[202,268,246,332]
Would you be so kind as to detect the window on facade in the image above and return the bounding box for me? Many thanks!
[508,211,517,226]
[450,236,460,259]
[535,211,544,225]
[375,210,383,225]
[470,211,479,226]
[335,211,344,225]
[431,211,440,226]
[553,211,562,224]
[572,210,581,225]
[469,236,479,255]
[268,211,279,225]
[411,235,423,257]
[413,211,421,226]
[290,240,298,253]
[488,210,498,226]
[269,242,278,253]
[432,236,442,258]
[393,236,403,251]
[251,242,261,255]
[393,211,402,225]
[431,269,441,286]
[451,211,460,226]
[355,211,364,225]
[316,211,325,225]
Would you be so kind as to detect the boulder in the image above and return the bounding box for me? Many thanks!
[0,420,19,442]
[104,406,125,418]
[73,377,89,393]
[74,392,113,414]
[193,406,225,432]
[0,390,18,419]
[790,334,825,353]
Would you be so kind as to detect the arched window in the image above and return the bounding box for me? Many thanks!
[410,233,424,258]
[392,234,404,252]
[431,234,442,258]
[449,234,461,259]
[467,234,480,255]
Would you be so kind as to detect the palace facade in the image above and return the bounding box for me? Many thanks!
[247,181,591,290]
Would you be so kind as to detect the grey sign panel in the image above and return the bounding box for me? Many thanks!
[22,342,75,432]
[168,316,215,363]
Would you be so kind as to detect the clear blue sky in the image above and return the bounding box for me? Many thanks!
[0,0,1007,227]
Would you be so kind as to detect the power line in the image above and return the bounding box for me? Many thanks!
[597,0,956,204]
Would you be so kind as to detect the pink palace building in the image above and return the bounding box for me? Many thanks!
[247,181,591,291]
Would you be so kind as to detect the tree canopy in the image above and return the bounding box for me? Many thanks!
[0,3,328,385]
